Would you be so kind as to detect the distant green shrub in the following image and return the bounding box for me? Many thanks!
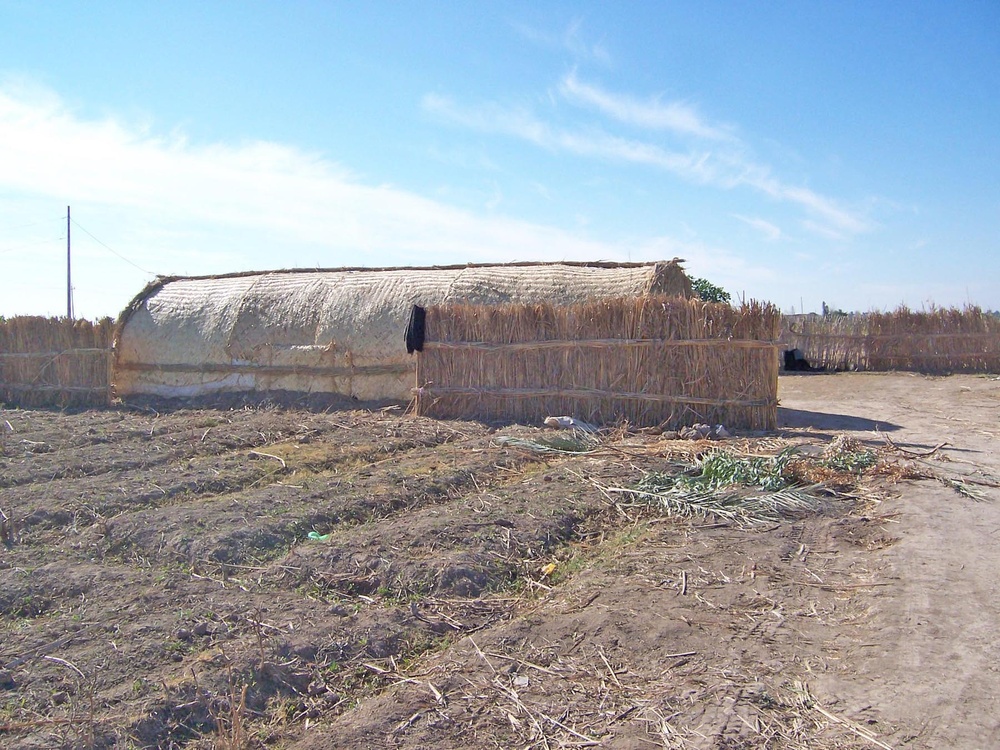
[691,277,732,305]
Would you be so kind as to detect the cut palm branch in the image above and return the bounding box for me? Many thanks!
[605,483,826,528]
[672,447,799,492]
[495,430,599,454]
[599,447,829,527]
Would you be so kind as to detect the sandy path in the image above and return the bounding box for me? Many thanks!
[779,373,1000,748]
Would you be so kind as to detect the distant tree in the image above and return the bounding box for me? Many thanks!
[690,276,732,305]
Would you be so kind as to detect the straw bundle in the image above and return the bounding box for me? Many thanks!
[782,306,1000,373]
[0,317,114,407]
[416,296,781,429]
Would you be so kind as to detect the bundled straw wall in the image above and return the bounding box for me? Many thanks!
[115,261,691,402]
[0,317,114,407]
[782,306,1000,373]
[416,296,781,429]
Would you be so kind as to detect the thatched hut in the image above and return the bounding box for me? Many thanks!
[113,260,691,401]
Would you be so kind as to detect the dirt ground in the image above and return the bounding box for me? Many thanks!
[1,372,998,749]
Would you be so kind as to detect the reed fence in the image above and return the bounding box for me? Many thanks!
[781,307,1000,373]
[0,317,114,407]
[416,296,781,430]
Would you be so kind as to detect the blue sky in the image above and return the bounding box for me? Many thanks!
[1,1,997,319]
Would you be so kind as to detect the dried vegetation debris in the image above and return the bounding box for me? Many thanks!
[0,399,983,749]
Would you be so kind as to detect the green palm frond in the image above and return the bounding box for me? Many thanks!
[608,447,826,527]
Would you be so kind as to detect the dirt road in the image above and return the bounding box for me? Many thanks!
[780,373,1000,749]
[1,372,997,749]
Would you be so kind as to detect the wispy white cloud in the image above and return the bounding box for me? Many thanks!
[422,93,717,182]
[511,18,612,65]
[424,143,501,173]
[424,88,872,238]
[531,182,553,200]
[563,18,612,66]
[485,181,503,211]
[0,84,599,260]
[560,72,734,141]
[733,214,783,241]
[799,219,847,241]
[3,82,765,318]
[753,179,870,236]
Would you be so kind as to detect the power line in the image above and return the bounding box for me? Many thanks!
[0,236,64,255]
[0,216,63,232]
[0,215,64,253]
[69,218,157,276]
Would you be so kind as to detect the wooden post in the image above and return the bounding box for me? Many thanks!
[66,206,73,319]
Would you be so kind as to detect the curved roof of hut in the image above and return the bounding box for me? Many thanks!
[113,259,690,399]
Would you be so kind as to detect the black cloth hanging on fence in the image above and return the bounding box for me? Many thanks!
[405,305,426,354]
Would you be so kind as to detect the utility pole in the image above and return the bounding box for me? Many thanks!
[66,206,73,319]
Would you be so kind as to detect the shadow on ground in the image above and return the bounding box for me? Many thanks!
[778,407,901,433]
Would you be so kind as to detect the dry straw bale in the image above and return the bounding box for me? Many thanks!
[417,296,781,429]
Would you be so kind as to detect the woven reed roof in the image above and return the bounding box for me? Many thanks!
[114,260,690,400]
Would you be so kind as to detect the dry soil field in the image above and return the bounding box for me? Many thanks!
[1,372,998,749]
